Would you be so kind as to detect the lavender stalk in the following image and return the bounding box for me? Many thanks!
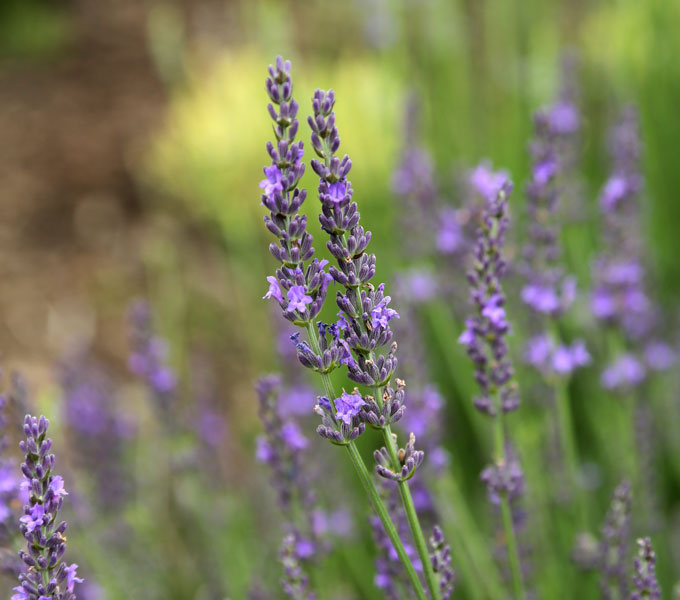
[13,415,82,600]
[307,85,441,600]
[459,177,526,599]
[259,56,427,600]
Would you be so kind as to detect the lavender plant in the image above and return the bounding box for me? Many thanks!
[258,56,442,599]
[458,173,526,599]
[13,415,82,600]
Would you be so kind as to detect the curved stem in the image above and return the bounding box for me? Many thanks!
[494,414,526,600]
[379,420,441,600]
[304,324,428,600]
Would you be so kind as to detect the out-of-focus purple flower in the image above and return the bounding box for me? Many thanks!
[469,162,508,199]
[481,456,525,505]
[630,537,661,600]
[394,270,438,304]
[601,354,646,390]
[643,341,675,371]
[437,208,464,255]
[15,415,82,600]
[127,300,177,399]
[281,422,308,451]
[524,335,590,377]
[549,100,580,135]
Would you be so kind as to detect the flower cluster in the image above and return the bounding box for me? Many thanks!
[630,537,661,600]
[14,415,82,600]
[458,172,518,416]
[260,57,332,327]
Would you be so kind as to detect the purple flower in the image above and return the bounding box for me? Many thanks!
[481,294,507,330]
[335,392,366,425]
[521,283,560,314]
[549,100,580,134]
[19,504,45,533]
[644,341,675,371]
[65,563,84,593]
[264,276,284,302]
[599,175,628,212]
[601,354,646,390]
[16,415,82,598]
[255,436,274,463]
[327,181,347,204]
[437,208,464,254]
[469,162,508,199]
[281,422,308,451]
[370,294,399,329]
[287,286,313,312]
[259,165,283,197]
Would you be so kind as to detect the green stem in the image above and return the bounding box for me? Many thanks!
[380,421,441,600]
[433,474,506,600]
[305,324,428,600]
[494,414,526,600]
[553,376,588,531]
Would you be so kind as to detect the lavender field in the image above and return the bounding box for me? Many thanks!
[0,1,679,599]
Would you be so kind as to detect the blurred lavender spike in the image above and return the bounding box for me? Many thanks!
[280,534,316,600]
[14,415,82,600]
[599,481,632,600]
[630,537,661,600]
[127,299,177,405]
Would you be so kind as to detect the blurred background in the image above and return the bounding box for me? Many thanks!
[0,0,679,598]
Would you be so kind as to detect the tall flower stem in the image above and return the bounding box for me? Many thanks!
[552,376,588,531]
[433,474,506,599]
[493,410,526,600]
[305,324,428,600]
[375,385,441,600]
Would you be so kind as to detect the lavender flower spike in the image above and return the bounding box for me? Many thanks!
[459,174,518,417]
[14,415,82,600]
[308,85,439,600]
[631,537,661,600]
[260,58,428,600]
[599,480,632,600]
[460,175,526,599]
[260,57,333,329]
